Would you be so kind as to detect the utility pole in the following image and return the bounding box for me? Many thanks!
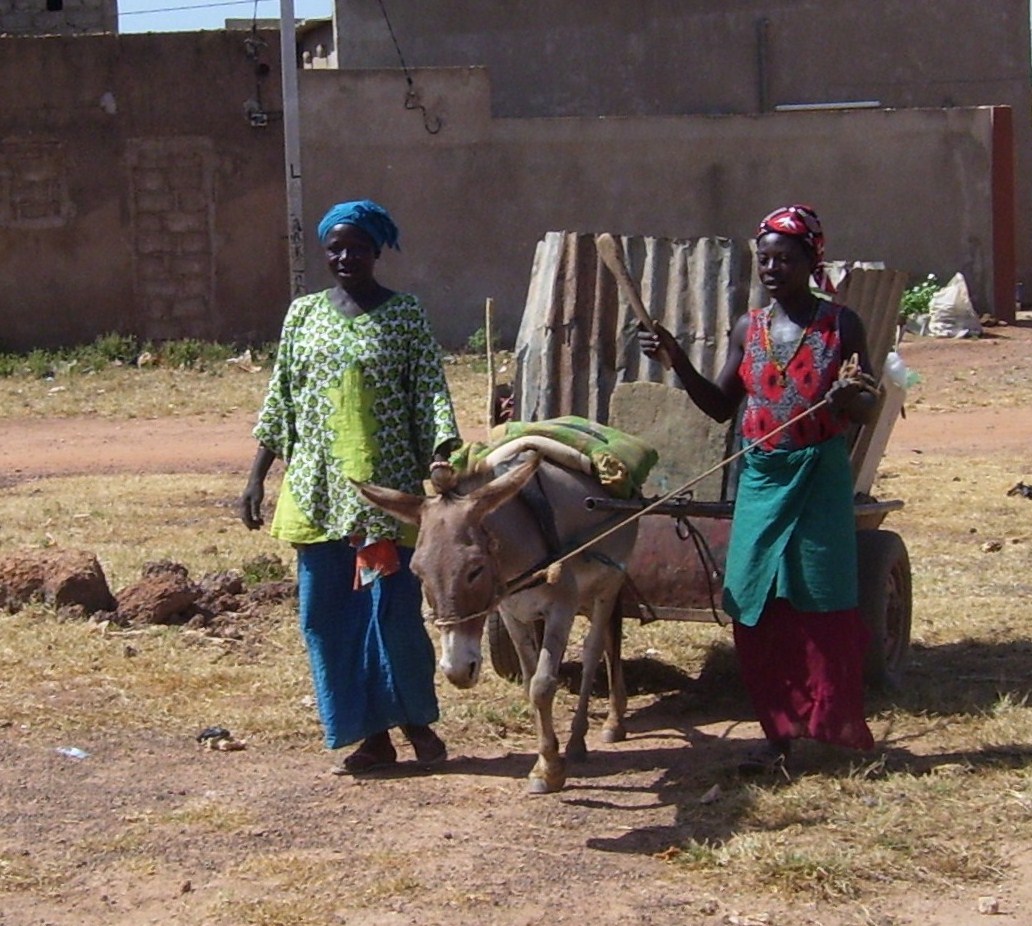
[279,0,305,298]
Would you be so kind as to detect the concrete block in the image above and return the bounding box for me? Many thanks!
[608,381,732,502]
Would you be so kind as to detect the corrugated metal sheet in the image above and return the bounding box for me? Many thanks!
[837,266,909,482]
[836,266,908,381]
[513,232,754,424]
[513,230,906,429]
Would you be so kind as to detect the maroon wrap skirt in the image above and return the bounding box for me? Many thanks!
[732,598,875,750]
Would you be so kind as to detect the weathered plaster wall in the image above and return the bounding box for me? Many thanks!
[335,0,1030,118]
[334,0,1032,308]
[0,0,116,35]
[0,32,289,351]
[300,68,999,349]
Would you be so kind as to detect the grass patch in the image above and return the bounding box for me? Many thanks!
[221,850,423,924]
[0,601,313,743]
[0,340,501,428]
[0,852,56,894]
[667,762,1027,900]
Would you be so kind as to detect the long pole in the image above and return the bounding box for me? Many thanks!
[485,297,495,430]
[280,0,305,298]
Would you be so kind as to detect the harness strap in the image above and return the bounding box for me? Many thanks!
[518,470,563,557]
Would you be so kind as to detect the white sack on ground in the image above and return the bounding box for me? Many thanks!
[928,272,983,338]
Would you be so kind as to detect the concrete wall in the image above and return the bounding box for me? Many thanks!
[0,32,290,352]
[0,0,116,35]
[335,0,1030,118]
[299,67,1001,349]
[334,0,1032,307]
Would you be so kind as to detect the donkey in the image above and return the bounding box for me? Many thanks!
[356,452,637,794]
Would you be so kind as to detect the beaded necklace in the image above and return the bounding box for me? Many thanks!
[761,299,820,386]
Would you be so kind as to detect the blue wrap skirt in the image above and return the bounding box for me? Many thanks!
[296,540,440,749]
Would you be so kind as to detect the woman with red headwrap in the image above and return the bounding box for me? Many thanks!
[639,204,878,773]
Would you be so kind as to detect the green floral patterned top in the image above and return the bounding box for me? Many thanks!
[254,289,460,544]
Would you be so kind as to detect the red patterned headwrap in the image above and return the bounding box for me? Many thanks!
[756,203,835,294]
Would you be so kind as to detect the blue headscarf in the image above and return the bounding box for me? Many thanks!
[316,199,401,252]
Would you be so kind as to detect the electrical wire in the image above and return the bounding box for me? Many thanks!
[120,0,273,16]
[375,0,441,134]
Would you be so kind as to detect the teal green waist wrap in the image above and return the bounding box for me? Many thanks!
[722,434,858,627]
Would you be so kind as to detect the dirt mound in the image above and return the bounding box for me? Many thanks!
[0,548,295,638]
[0,548,116,614]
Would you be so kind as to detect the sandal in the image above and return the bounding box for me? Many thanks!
[402,724,447,768]
[737,739,791,776]
[331,734,397,776]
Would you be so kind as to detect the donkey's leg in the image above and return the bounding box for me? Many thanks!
[566,592,612,763]
[500,611,541,700]
[601,596,627,744]
[511,584,576,794]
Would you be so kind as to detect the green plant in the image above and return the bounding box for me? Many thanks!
[90,332,141,366]
[465,326,502,356]
[241,554,291,585]
[900,274,940,319]
[158,338,232,369]
[24,348,56,379]
[0,353,22,377]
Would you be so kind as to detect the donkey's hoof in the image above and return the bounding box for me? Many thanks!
[527,775,564,795]
[565,740,588,763]
[601,723,626,744]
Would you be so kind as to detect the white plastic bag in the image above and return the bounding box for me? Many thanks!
[927,273,982,338]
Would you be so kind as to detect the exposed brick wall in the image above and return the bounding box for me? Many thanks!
[0,32,289,351]
[127,138,216,341]
[0,138,73,228]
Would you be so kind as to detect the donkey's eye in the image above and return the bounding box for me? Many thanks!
[468,565,484,583]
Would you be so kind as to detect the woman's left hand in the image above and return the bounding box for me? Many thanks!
[827,362,879,418]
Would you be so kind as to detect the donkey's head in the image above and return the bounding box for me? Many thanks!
[355,454,540,688]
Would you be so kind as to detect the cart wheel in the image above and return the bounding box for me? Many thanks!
[487,611,545,683]
[856,529,912,690]
[487,611,523,682]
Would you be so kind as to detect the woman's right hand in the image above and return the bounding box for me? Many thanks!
[240,480,265,530]
[241,445,277,530]
[637,322,676,366]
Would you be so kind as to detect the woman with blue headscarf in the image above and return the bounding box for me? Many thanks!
[241,199,461,775]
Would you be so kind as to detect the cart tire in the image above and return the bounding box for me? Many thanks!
[856,529,912,690]
[487,611,523,682]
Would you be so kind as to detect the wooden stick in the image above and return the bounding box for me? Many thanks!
[596,232,671,369]
[485,297,496,430]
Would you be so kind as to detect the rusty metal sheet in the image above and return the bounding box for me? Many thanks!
[513,231,754,424]
[620,515,732,620]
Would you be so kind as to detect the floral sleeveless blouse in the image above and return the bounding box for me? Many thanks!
[738,300,848,452]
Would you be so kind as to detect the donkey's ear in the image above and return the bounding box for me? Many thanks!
[353,481,425,526]
[469,453,541,519]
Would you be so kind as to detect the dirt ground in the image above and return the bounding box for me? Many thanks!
[5,323,1032,482]
[3,322,1032,926]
